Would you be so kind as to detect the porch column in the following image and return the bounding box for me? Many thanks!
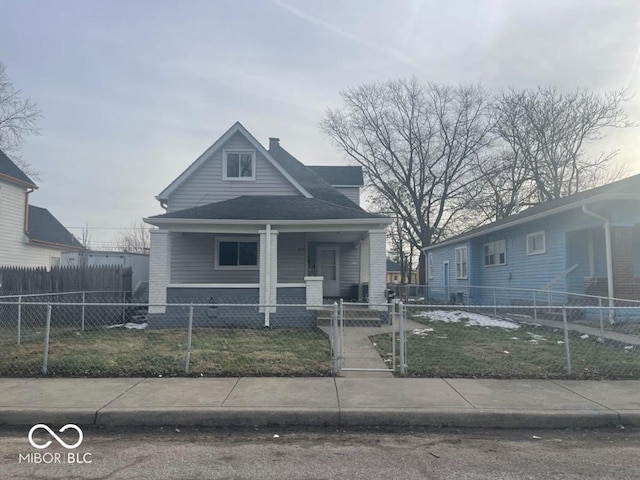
[148,229,171,314]
[368,229,387,306]
[259,226,278,324]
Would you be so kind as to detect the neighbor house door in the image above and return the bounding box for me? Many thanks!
[317,246,340,297]
[443,261,450,302]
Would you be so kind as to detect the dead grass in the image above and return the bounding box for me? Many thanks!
[371,317,640,379]
[0,327,331,377]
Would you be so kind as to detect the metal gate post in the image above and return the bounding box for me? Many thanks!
[185,304,194,373]
[331,302,340,375]
[399,300,406,375]
[339,298,345,368]
[562,307,572,374]
[391,300,397,372]
[17,295,22,345]
[42,305,52,375]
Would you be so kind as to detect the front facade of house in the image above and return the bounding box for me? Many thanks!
[0,149,82,267]
[425,174,640,317]
[144,122,391,327]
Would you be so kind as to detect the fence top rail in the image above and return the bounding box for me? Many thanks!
[0,290,130,300]
[390,283,640,305]
[1,301,639,310]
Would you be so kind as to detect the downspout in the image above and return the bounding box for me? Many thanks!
[24,188,34,235]
[264,223,271,328]
[582,205,615,323]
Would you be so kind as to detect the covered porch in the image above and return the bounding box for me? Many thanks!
[146,219,388,328]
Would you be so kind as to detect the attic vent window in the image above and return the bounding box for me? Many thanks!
[223,150,255,181]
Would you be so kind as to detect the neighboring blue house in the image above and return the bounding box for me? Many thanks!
[143,122,391,328]
[424,174,640,319]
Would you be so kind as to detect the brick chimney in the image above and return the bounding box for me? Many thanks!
[269,137,280,150]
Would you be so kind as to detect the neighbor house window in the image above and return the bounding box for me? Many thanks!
[223,150,255,180]
[484,240,506,266]
[215,238,258,268]
[427,253,434,279]
[526,231,546,255]
[455,246,468,279]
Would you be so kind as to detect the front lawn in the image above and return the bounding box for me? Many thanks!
[371,310,640,379]
[0,328,331,377]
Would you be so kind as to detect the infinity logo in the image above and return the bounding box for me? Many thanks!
[28,424,83,450]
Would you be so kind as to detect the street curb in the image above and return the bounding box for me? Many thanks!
[95,408,341,427]
[0,408,98,426]
[0,408,626,429]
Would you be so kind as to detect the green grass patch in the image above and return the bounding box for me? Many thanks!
[0,328,331,377]
[371,317,640,379]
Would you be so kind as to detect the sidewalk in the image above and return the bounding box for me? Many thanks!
[1,376,639,429]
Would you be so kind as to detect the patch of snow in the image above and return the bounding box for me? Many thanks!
[510,337,519,340]
[580,334,589,339]
[527,332,546,341]
[412,328,434,336]
[557,341,565,344]
[412,310,520,329]
[624,346,634,350]
[273,434,280,439]
[105,322,148,330]
[503,351,510,354]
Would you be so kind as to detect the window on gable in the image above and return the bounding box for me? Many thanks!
[484,240,506,266]
[455,246,468,279]
[527,231,546,255]
[223,150,255,181]
[216,238,258,268]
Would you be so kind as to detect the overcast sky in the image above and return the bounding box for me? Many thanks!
[1,0,639,246]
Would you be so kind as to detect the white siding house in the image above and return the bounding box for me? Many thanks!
[0,150,82,267]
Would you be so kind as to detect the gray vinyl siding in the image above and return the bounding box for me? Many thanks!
[170,232,259,283]
[334,187,360,205]
[339,243,360,299]
[277,233,306,283]
[168,131,301,212]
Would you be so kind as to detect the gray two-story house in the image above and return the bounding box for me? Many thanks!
[144,122,391,328]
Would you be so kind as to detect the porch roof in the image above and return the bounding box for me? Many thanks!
[146,195,389,222]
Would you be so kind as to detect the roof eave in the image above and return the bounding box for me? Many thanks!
[143,217,392,227]
[424,193,640,251]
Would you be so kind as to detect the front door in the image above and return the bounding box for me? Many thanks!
[317,246,340,297]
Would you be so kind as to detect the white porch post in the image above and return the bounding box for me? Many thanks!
[149,229,171,314]
[259,226,278,325]
[367,229,387,306]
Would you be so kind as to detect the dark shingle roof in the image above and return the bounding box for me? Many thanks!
[386,259,401,272]
[308,166,364,186]
[268,143,362,209]
[430,173,640,248]
[150,196,387,221]
[0,149,36,187]
[28,205,83,249]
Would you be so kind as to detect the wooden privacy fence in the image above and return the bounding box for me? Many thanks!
[0,265,132,296]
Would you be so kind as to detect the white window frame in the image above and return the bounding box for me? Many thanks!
[427,252,434,279]
[215,236,259,270]
[222,149,256,181]
[484,240,506,267]
[454,246,468,279]
[526,231,546,255]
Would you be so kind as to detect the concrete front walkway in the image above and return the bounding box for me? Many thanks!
[1,377,639,429]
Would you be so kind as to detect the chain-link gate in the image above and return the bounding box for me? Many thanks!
[331,299,406,375]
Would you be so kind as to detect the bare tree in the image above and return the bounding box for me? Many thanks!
[116,222,151,254]
[494,87,632,205]
[321,78,495,282]
[0,62,42,175]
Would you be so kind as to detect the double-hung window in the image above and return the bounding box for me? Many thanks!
[216,238,258,269]
[455,246,468,279]
[484,240,506,266]
[223,150,255,180]
[427,253,434,279]
[526,231,546,255]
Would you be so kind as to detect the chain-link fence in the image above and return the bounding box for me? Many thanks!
[2,292,640,379]
[0,294,332,377]
[373,302,640,379]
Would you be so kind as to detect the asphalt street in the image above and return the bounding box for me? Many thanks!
[2,426,640,480]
